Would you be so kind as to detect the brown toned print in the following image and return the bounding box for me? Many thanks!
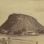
[0,0,44,44]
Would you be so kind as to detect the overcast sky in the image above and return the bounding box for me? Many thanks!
[0,0,44,26]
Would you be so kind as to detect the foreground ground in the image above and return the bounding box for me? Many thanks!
[0,34,44,44]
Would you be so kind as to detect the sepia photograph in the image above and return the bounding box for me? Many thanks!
[0,0,44,44]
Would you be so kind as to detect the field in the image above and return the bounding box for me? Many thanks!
[0,34,44,44]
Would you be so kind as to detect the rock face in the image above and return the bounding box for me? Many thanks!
[0,13,44,35]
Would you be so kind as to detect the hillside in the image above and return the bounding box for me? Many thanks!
[0,13,44,35]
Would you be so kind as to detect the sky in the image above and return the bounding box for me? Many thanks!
[0,0,44,26]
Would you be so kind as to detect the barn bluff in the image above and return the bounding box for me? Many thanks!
[0,13,44,35]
